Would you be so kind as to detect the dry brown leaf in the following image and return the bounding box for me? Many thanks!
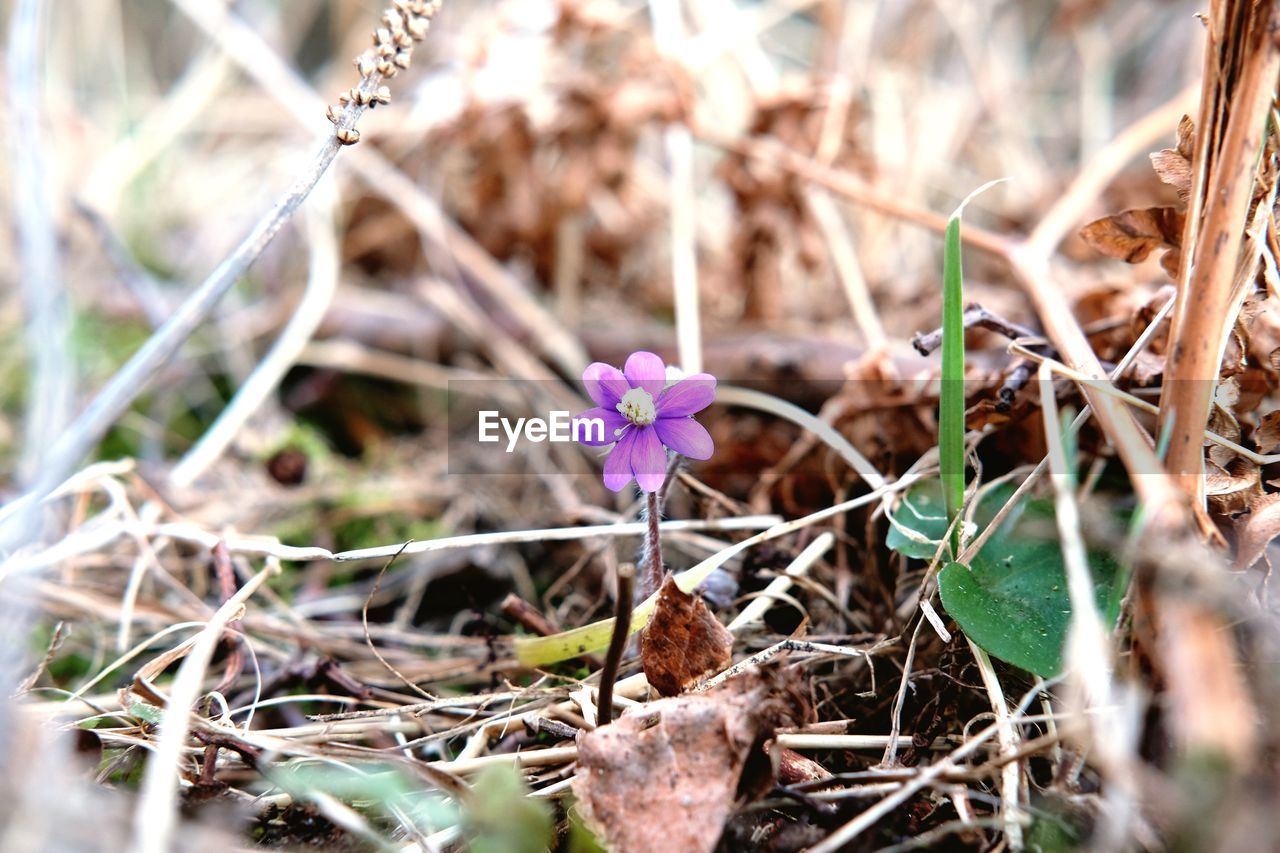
[1214,376,1242,411]
[1254,410,1280,454]
[1255,301,1280,375]
[1150,114,1195,204]
[1158,248,1182,281]
[1208,441,1240,470]
[1221,291,1269,377]
[1125,350,1166,385]
[968,398,1016,431]
[1233,493,1280,570]
[1207,405,1242,451]
[1207,378,1244,454]
[1232,368,1271,415]
[641,573,734,697]
[1130,284,1175,356]
[571,668,810,853]
[1079,207,1185,276]
[1206,457,1261,516]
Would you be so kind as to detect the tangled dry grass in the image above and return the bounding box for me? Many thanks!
[4,0,1280,850]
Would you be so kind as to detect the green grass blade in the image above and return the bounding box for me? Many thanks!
[939,179,1005,556]
[940,213,965,555]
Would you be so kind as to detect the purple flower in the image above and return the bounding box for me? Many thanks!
[573,351,715,493]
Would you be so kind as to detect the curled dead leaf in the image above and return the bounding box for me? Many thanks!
[1254,410,1280,454]
[1149,114,1195,204]
[641,573,734,697]
[1213,376,1242,412]
[1207,383,1243,451]
[1232,368,1271,415]
[1079,207,1184,279]
[1130,285,1175,356]
[571,668,811,853]
[1206,457,1261,516]
[1124,350,1166,385]
[1233,493,1280,571]
[1221,292,1268,377]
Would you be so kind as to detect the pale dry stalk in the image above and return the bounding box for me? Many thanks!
[1160,1,1280,500]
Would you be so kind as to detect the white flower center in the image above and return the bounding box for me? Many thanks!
[616,387,657,426]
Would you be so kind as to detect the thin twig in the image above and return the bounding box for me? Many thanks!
[716,386,885,489]
[169,176,339,488]
[131,560,280,853]
[911,304,1041,356]
[694,128,1014,258]
[167,0,587,378]
[363,545,437,703]
[809,684,1047,853]
[333,515,781,563]
[0,126,344,555]
[697,638,870,692]
[728,532,834,632]
[966,641,1023,849]
[597,564,635,726]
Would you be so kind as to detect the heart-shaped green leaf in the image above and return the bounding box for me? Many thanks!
[938,499,1123,676]
[889,480,1125,677]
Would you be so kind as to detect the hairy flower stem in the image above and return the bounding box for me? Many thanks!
[638,456,681,598]
[644,491,664,597]
[597,564,634,727]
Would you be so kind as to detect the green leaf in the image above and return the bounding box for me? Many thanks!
[940,212,966,554]
[1025,804,1083,853]
[128,700,164,725]
[937,180,1005,553]
[887,480,1021,560]
[567,807,608,853]
[937,499,1123,677]
[464,767,554,853]
[888,476,1125,677]
[886,479,951,559]
[274,763,458,835]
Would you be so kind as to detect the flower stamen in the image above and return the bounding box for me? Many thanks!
[616,388,657,426]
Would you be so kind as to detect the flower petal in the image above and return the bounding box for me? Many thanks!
[630,426,668,492]
[623,351,667,396]
[573,408,627,447]
[654,417,714,460]
[602,429,637,492]
[656,373,716,417]
[583,362,629,408]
